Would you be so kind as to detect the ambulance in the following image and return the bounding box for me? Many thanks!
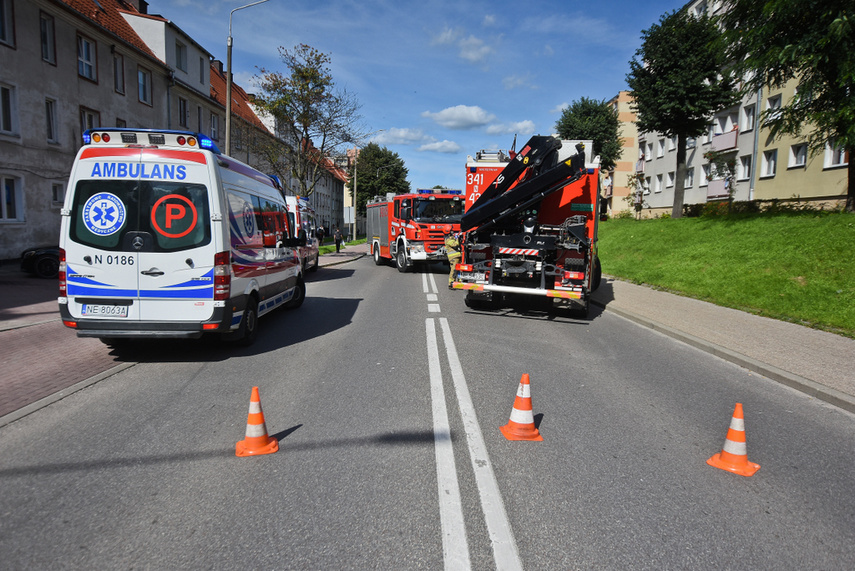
[284,195,320,272]
[58,128,305,346]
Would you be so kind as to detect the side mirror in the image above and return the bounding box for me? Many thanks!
[298,229,308,247]
[401,206,411,220]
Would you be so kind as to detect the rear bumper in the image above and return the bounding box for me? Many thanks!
[59,304,231,339]
[452,281,584,299]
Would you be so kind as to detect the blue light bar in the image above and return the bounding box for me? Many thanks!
[445,189,463,195]
[82,131,92,145]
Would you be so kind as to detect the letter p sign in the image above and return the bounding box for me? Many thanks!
[151,194,198,239]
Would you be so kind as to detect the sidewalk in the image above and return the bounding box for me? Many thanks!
[317,241,369,267]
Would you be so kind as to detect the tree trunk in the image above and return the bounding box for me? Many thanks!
[672,133,688,218]
[847,145,854,213]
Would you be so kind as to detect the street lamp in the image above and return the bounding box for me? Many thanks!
[225,0,269,157]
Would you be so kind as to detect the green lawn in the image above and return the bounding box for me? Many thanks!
[597,212,855,337]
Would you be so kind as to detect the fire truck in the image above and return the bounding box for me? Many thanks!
[453,135,602,316]
[366,189,465,272]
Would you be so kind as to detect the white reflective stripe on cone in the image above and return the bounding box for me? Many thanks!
[722,438,747,456]
[509,408,534,424]
[245,423,268,438]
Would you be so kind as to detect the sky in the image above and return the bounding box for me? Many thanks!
[150,0,684,190]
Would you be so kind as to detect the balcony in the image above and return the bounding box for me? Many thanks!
[707,179,729,199]
[635,160,645,173]
[711,129,738,152]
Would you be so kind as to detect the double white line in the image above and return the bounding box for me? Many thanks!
[426,317,523,571]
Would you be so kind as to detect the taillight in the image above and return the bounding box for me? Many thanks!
[214,251,231,300]
[58,248,67,296]
[563,270,585,281]
[456,263,474,272]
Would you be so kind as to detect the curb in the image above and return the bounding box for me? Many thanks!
[593,301,855,415]
[319,252,367,268]
[0,362,136,428]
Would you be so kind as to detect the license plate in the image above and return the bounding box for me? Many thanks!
[82,304,128,318]
[462,272,486,281]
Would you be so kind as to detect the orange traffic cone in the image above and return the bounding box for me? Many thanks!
[500,374,543,441]
[707,403,760,476]
[235,386,279,457]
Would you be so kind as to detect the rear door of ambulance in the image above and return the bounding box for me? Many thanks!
[64,145,218,327]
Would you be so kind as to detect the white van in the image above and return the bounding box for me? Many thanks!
[58,128,305,345]
[284,195,320,272]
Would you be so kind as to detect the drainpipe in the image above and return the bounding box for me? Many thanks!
[749,86,762,201]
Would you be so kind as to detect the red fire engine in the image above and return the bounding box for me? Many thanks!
[366,189,465,272]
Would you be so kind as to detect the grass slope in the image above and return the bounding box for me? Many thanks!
[597,213,855,337]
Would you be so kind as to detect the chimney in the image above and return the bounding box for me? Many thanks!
[122,0,149,14]
[212,59,224,74]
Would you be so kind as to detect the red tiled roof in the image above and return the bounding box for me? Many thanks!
[209,64,270,133]
[58,0,163,64]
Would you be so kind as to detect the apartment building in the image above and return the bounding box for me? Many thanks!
[618,0,848,218]
[0,0,348,260]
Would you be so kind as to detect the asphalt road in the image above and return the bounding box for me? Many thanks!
[1,257,853,569]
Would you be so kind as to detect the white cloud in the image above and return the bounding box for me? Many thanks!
[422,105,495,129]
[486,120,537,136]
[483,15,496,27]
[550,103,569,114]
[374,128,431,145]
[458,35,493,64]
[502,74,537,90]
[432,26,461,46]
[418,140,462,154]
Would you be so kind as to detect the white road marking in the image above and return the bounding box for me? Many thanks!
[427,271,439,294]
[439,318,523,571]
[426,318,472,570]
[428,294,438,302]
[422,272,430,294]
[428,304,441,313]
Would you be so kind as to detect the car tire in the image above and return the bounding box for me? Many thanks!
[396,246,408,273]
[373,243,384,266]
[237,297,259,346]
[286,278,305,309]
[35,255,60,279]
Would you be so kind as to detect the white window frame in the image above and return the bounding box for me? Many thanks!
[113,52,125,94]
[656,138,665,158]
[738,155,752,181]
[666,171,675,188]
[77,34,97,81]
[0,81,18,136]
[789,144,807,168]
[178,97,189,127]
[45,97,58,143]
[765,95,782,122]
[654,173,663,193]
[40,11,56,64]
[700,165,710,187]
[761,149,777,178]
[1,174,23,221]
[138,66,152,105]
[645,142,653,161]
[824,140,849,169]
[210,112,219,140]
[643,176,651,195]
[741,104,755,132]
[685,167,694,188]
[0,0,15,47]
[80,106,100,133]
[175,41,187,72]
[51,181,65,205]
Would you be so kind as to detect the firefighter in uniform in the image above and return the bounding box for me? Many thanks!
[444,227,461,289]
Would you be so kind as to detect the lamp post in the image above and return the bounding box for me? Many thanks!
[225,0,269,157]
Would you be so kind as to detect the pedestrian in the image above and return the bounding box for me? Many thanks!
[444,226,461,289]
[316,225,325,246]
[334,226,343,253]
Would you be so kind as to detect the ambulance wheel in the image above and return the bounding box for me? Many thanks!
[373,243,384,266]
[237,297,259,346]
[396,247,408,273]
[286,278,305,309]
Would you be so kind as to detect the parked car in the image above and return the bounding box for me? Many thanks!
[20,246,60,279]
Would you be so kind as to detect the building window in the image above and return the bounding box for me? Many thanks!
[700,165,710,186]
[197,106,202,132]
[643,176,651,195]
[685,167,694,188]
[77,34,97,81]
[1,82,18,135]
[656,138,665,157]
[1,175,22,221]
[666,171,675,188]
[40,12,56,64]
[116,117,126,128]
[645,142,653,161]
[687,137,696,149]
[741,104,755,132]
[738,155,752,180]
[0,0,15,47]
[80,106,100,133]
[199,57,205,84]
[51,182,65,204]
[761,149,777,177]
[175,41,187,72]
[654,174,663,193]
[824,140,849,169]
[178,97,188,127]
[138,67,152,105]
[45,98,57,142]
[210,113,219,140]
[234,126,242,150]
[113,52,124,94]
[667,136,676,152]
[765,95,782,123]
[789,144,807,168]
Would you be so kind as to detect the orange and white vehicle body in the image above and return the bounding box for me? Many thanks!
[454,136,602,316]
[465,150,511,212]
[366,189,465,272]
[58,128,304,345]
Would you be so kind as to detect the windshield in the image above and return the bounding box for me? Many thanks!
[412,198,465,223]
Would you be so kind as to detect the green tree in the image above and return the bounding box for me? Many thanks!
[555,97,623,171]
[350,143,409,216]
[718,0,855,212]
[252,44,362,197]
[626,9,740,218]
